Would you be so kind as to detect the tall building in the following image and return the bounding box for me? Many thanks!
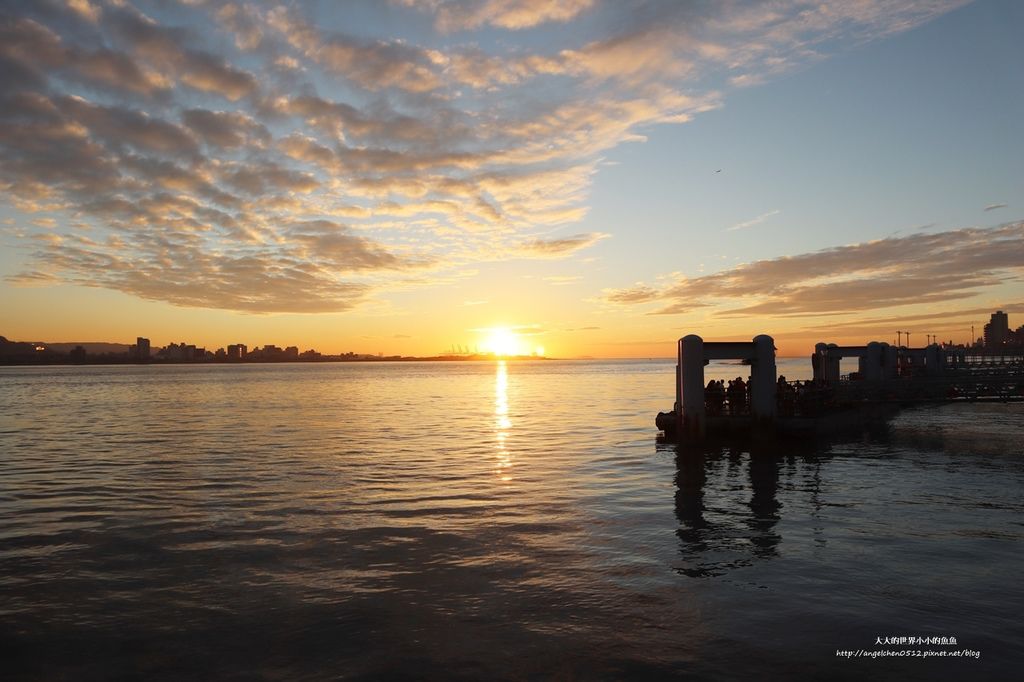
[983,310,1009,347]
[137,337,150,359]
[227,344,247,360]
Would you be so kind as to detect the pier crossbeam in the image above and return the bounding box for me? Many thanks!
[676,334,776,438]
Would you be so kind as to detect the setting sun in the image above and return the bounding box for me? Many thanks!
[481,327,522,356]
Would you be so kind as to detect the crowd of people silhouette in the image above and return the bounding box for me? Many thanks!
[704,377,748,415]
[703,375,835,417]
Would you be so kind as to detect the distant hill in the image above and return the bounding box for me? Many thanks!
[2,336,131,354]
[0,336,35,353]
[43,342,131,354]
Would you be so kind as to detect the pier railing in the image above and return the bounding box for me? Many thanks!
[833,366,1023,403]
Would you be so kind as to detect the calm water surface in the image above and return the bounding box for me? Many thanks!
[1,360,1021,680]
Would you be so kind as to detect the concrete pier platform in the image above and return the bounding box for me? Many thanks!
[657,332,1024,443]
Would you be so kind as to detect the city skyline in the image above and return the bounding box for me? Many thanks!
[4,308,1022,365]
[2,1,1023,357]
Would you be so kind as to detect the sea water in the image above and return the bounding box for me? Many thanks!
[1,360,1020,680]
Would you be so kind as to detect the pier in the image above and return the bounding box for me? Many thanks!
[657,334,1024,442]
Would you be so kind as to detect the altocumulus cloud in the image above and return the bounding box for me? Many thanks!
[0,0,966,313]
[519,233,609,258]
[603,223,1024,317]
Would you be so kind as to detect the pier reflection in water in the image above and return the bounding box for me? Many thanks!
[672,445,786,577]
[662,425,1024,679]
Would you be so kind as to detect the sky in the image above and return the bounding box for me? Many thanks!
[1,0,1022,357]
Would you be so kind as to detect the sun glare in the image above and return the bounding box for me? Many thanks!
[480,328,546,357]
[482,327,522,356]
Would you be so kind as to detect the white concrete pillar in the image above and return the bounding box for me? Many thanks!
[925,343,941,376]
[826,344,841,383]
[881,343,898,380]
[813,343,827,382]
[882,343,891,378]
[679,335,706,437]
[864,342,882,381]
[674,363,681,414]
[750,335,777,421]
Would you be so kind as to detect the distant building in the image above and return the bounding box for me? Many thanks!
[984,310,1010,347]
[227,343,247,360]
[137,337,150,359]
[69,345,87,363]
[1013,325,1024,347]
[285,346,299,360]
[160,342,200,361]
[161,343,178,360]
[254,345,283,361]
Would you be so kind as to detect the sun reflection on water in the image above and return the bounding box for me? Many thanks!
[494,360,513,481]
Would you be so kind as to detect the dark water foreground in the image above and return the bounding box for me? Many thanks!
[1,361,1021,680]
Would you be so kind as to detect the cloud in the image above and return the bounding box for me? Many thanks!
[182,109,270,149]
[223,162,319,195]
[266,8,445,93]
[107,6,259,101]
[469,323,545,336]
[727,209,780,232]
[402,0,596,32]
[61,95,199,158]
[984,203,1007,212]
[11,222,413,313]
[0,93,123,196]
[518,232,607,258]
[270,93,471,148]
[71,48,171,97]
[543,275,581,285]
[287,221,408,271]
[177,51,259,101]
[0,18,66,75]
[67,0,101,24]
[603,223,1024,317]
[793,304,1024,341]
[215,3,265,51]
[603,285,678,306]
[0,0,968,315]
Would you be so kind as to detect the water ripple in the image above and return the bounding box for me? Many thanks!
[1,361,1022,680]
